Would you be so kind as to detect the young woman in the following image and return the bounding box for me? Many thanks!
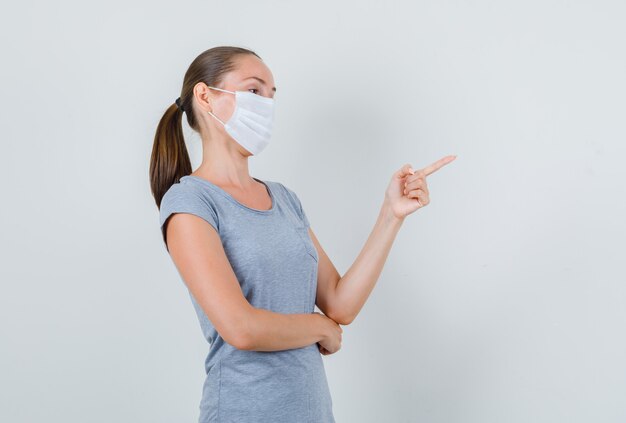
[149,45,455,422]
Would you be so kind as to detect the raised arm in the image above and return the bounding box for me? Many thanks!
[164,212,342,352]
[314,157,457,325]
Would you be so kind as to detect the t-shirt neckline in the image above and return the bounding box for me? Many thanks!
[181,175,276,214]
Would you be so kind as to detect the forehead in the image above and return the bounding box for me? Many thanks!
[225,55,275,86]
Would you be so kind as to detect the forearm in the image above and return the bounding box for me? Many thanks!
[333,200,404,324]
[241,308,327,352]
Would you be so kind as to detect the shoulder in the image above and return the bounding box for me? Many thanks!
[160,182,201,221]
[159,179,219,235]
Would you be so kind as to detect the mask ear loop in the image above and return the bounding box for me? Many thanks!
[208,86,235,94]
[206,86,234,125]
[208,110,225,125]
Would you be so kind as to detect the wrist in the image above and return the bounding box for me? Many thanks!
[381,200,405,227]
[313,312,329,343]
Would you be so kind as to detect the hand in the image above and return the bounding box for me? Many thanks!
[314,312,343,356]
[385,155,457,219]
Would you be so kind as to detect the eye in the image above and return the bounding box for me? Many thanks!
[248,88,259,94]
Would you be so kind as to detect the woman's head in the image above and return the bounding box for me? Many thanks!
[149,46,275,208]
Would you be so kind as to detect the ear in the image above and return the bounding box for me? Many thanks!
[193,82,214,113]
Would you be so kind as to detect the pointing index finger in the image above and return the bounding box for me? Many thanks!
[422,155,457,176]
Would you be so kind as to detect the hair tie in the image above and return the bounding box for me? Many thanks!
[175,97,184,112]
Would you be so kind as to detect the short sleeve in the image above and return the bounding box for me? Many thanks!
[159,184,219,252]
[298,196,310,227]
[278,183,311,228]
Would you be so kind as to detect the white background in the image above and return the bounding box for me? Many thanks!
[1,1,625,422]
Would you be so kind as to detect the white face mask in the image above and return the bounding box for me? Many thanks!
[207,86,275,155]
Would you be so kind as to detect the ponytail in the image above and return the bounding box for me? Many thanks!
[149,102,192,208]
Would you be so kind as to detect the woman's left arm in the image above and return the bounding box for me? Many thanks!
[312,156,457,326]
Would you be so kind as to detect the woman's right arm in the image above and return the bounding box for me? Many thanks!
[164,212,342,352]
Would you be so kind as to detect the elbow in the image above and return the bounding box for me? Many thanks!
[229,332,253,351]
[336,314,355,326]
[327,307,355,326]
[224,327,254,350]
[224,307,257,351]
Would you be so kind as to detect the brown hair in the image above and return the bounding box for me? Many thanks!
[149,46,261,208]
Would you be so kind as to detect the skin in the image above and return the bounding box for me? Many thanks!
[164,54,456,356]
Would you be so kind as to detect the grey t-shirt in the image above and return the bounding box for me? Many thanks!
[159,175,335,423]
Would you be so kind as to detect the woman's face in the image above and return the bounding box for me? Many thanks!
[204,54,276,124]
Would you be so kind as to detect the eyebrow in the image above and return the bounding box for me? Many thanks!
[244,76,277,92]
